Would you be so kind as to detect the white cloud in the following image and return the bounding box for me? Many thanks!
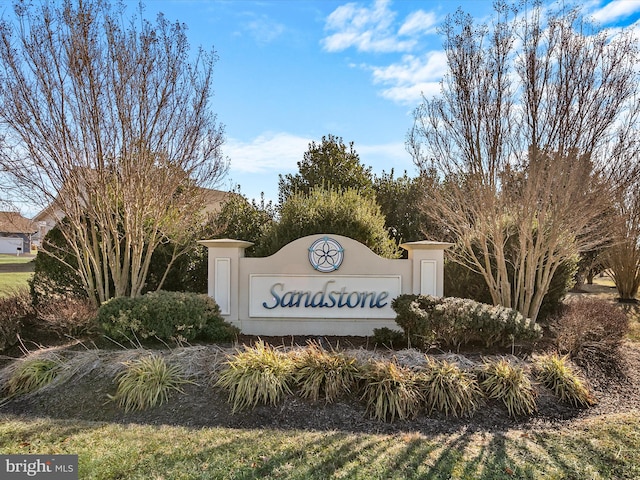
[322,0,437,53]
[589,0,640,24]
[379,81,441,104]
[238,13,286,45]
[322,1,444,104]
[225,132,311,174]
[358,141,415,172]
[398,10,438,36]
[368,51,447,104]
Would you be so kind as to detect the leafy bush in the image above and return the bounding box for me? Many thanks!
[358,360,422,422]
[444,248,577,323]
[278,134,375,204]
[30,224,89,303]
[373,169,443,251]
[111,354,190,412]
[444,260,494,305]
[209,190,276,258]
[143,240,202,294]
[535,354,596,407]
[98,291,239,345]
[419,358,483,418]
[262,187,399,258]
[550,298,628,375]
[4,356,62,396]
[391,294,542,350]
[293,342,359,403]
[478,358,537,417]
[0,288,32,352]
[216,340,296,413]
[371,327,407,349]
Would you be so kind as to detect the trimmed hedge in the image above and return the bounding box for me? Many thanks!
[391,294,542,350]
[98,291,239,344]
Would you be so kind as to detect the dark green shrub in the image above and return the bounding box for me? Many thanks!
[536,259,578,322]
[391,294,542,350]
[371,327,407,349]
[373,169,444,253]
[262,187,399,258]
[143,241,196,293]
[444,260,493,305]
[98,291,239,344]
[209,191,276,258]
[278,134,375,204]
[31,219,207,301]
[30,224,89,303]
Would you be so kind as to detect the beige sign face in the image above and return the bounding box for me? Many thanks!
[249,274,402,319]
[201,234,450,335]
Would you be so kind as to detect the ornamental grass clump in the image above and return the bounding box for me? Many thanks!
[216,340,296,413]
[478,358,537,417]
[535,354,596,407]
[4,356,62,396]
[294,341,359,403]
[112,354,189,412]
[359,359,422,422]
[419,357,483,418]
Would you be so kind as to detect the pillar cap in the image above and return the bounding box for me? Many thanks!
[198,238,254,249]
[400,240,454,251]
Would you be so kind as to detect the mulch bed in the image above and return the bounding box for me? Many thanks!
[1,337,638,435]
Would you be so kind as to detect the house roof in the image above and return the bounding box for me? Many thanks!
[0,211,37,234]
[33,187,233,226]
[199,188,231,214]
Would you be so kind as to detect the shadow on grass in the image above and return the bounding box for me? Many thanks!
[3,414,640,479]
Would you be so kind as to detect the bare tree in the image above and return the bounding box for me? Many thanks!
[606,197,640,302]
[0,0,227,305]
[604,130,640,301]
[408,2,639,321]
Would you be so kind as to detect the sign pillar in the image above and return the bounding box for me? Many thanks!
[197,239,253,322]
[400,241,453,297]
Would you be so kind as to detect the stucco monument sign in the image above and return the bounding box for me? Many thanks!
[199,234,452,336]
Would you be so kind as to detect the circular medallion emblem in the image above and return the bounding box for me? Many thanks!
[308,237,344,272]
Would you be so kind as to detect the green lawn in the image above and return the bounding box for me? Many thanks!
[1,413,639,479]
[0,253,35,265]
[0,272,32,297]
[0,254,35,296]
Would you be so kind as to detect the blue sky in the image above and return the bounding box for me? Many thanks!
[42,0,640,206]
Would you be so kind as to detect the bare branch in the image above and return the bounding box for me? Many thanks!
[0,0,227,304]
